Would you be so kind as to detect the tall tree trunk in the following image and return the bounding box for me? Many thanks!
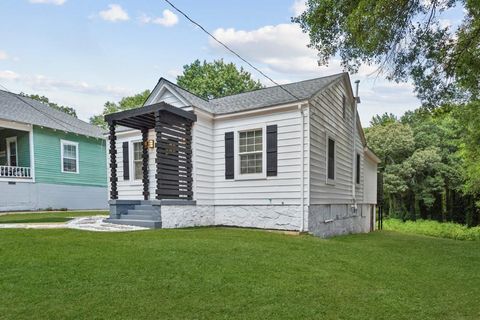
[441,187,447,222]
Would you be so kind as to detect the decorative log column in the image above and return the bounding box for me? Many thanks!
[141,128,149,200]
[154,111,162,200]
[108,121,118,199]
[184,120,193,200]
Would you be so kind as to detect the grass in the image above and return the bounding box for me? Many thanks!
[0,211,107,224]
[384,218,480,240]
[0,228,479,319]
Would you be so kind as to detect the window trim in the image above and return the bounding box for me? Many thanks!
[234,124,267,181]
[6,136,18,167]
[325,135,336,185]
[60,139,79,174]
[130,139,143,183]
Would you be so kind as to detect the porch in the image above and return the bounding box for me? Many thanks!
[0,122,34,181]
[104,102,197,228]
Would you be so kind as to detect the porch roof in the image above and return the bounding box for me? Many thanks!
[104,102,197,130]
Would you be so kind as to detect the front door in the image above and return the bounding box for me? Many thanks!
[6,137,18,166]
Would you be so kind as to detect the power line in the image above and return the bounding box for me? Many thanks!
[163,0,302,101]
[0,83,92,134]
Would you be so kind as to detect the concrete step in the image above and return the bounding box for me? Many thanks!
[107,219,162,229]
[139,200,161,205]
[127,209,157,216]
[120,214,156,221]
[134,205,158,211]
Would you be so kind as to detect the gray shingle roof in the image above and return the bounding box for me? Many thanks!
[161,73,345,115]
[164,80,215,113]
[210,73,345,114]
[0,90,104,138]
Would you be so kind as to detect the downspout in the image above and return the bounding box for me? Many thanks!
[299,104,305,232]
[352,80,360,211]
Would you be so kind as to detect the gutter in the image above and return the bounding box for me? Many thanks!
[352,80,360,210]
[299,104,305,232]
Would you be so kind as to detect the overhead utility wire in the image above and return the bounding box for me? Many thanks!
[163,0,302,101]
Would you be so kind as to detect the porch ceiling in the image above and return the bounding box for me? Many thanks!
[104,102,197,130]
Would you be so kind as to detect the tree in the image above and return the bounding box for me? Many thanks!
[20,93,77,117]
[90,90,151,128]
[293,0,480,106]
[176,59,263,99]
[365,121,415,169]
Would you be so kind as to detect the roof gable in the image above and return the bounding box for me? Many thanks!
[144,73,347,115]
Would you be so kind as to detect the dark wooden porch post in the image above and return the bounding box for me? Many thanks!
[154,111,162,200]
[141,128,149,200]
[108,121,118,199]
[184,120,193,200]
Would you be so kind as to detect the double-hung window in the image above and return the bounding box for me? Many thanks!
[61,140,79,173]
[239,129,263,174]
[133,141,143,180]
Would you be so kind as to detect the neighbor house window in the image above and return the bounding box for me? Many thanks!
[327,137,335,181]
[133,141,143,180]
[356,153,361,184]
[342,94,347,119]
[6,137,17,167]
[239,129,263,174]
[61,140,79,173]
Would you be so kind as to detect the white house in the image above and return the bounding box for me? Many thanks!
[105,72,380,237]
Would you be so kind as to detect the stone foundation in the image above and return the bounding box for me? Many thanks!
[161,204,214,228]
[214,205,304,231]
[107,201,375,237]
[308,204,373,238]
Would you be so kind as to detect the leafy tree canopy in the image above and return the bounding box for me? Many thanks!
[176,59,264,99]
[89,90,151,128]
[20,93,77,118]
[293,0,480,107]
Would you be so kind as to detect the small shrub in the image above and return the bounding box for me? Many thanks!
[384,218,480,240]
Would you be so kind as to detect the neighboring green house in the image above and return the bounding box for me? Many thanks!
[0,90,107,211]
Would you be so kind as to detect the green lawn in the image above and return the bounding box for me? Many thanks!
[384,218,480,240]
[0,211,107,224]
[0,228,479,319]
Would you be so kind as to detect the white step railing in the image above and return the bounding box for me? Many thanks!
[0,166,32,178]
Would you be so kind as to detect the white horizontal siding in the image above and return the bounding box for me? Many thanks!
[212,107,308,206]
[309,79,365,205]
[363,156,378,204]
[192,112,214,205]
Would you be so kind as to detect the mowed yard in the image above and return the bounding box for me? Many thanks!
[0,219,479,319]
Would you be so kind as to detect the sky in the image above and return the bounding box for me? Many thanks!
[0,0,465,126]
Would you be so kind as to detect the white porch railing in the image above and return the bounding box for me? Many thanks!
[0,166,32,178]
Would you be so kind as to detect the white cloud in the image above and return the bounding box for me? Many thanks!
[0,70,132,97]
[99,4,129,22]
[139,9,178,27]
[0,70,19,80]
[291,0,307,16]
[0,50,8,60]
[209,16,421,126]
[29,0,66,5]
[211,22,386,78]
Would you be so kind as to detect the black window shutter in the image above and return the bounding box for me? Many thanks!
[122,142,129,180]
[266,125,278,176]
[225,132,234,179]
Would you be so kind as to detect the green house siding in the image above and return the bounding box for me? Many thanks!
[33,126,107,187]
[0,129,30,167]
